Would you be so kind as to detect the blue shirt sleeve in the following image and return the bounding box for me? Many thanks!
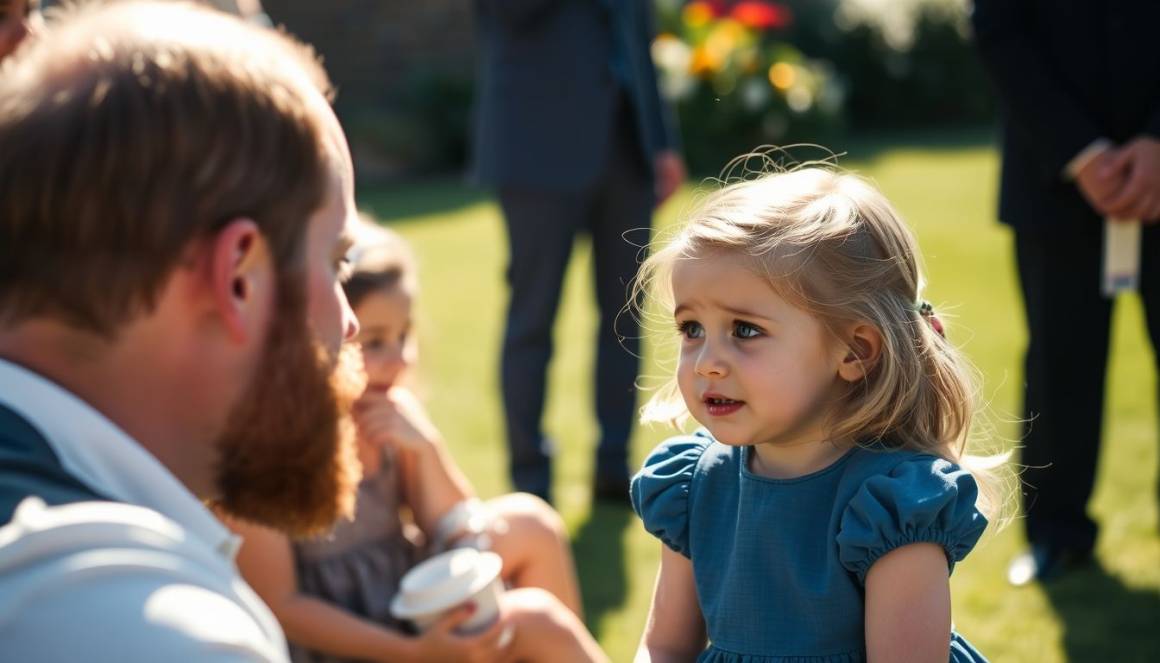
[630,435,711,558]
[836,456,988,585]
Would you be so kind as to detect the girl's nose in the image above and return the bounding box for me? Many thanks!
[385,347,407,372]
[694,342,728,378]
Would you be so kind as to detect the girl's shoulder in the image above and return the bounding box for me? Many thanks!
[636,429,739,481]
[629,430,738,557]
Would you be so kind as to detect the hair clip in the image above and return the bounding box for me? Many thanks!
[918,300,945,339]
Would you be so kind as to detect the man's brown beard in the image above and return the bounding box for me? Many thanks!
[211,269,364,538]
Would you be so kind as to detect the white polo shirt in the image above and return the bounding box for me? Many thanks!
[0,358,289,662]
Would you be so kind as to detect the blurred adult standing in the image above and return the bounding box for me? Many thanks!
[473,0,685,505]
[0,2,364,659]
[971,0,1160,585]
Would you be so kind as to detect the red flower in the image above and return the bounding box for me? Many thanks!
[705,0,728,15]
[729,1,793,30]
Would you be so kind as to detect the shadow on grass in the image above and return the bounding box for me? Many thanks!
[573,502,634,638]
[1041,561,1160,661]
[358,179,490,223]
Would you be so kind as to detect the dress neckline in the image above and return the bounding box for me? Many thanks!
[739,444,858,485]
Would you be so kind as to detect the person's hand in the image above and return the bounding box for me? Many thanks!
[353,387,442,454]
[654,149,686,207]
[1101,136,1160,223]
[409,603,513,663]
[1074,148,1127,216]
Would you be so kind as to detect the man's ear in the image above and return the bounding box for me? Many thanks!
[209,218,272,344]
[837,322,883,383]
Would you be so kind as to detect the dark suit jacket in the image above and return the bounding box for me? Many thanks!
[471,0,678,191]
[971,0,1160,230]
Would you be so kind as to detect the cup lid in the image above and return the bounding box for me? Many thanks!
[390,548,503,619]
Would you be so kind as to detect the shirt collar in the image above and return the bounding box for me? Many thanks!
[0,357,238,558]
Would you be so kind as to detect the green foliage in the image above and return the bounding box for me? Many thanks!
[342,68,473,180]
[361,134,1159,663]
[654,0,995,171]
[829,3,995,130]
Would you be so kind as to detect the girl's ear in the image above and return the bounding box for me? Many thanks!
[837,323,883,382]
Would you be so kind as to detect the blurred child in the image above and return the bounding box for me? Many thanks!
[630,167,1008,662]
[226,219,606,663]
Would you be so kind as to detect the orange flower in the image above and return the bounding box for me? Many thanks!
[768,62,795,90]
[690,45,723,77]
[683,1,717,28]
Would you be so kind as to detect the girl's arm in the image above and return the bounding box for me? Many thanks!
[227,518,419,661]
[634,545,706,663]
[356,387,475,537]
[227,517,515,662]
[864,543,952,663]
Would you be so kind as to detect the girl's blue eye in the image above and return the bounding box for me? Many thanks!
[734,321,763,339]
[677,320,704,339]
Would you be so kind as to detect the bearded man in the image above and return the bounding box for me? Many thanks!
[0,2,366,660]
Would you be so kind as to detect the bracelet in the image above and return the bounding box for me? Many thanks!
[432,498,495,551]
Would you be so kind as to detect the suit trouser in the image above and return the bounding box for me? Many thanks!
[1015,219,1160,553]
[496,107,653,500]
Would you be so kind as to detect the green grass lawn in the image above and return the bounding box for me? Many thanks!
[360,133,1160,662]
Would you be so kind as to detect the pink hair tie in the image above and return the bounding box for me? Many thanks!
[918,301,945,339]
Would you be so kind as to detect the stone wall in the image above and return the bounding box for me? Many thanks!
[262,0,477,178]
[263,0,476,112]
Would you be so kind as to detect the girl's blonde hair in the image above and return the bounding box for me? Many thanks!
[634,164,1010,521]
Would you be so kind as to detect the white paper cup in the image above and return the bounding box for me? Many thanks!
[390,548,505,634]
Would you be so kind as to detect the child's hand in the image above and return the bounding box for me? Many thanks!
[410,603,513,663]
[353,387,443,454]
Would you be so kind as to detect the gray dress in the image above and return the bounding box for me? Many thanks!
[290,452,420,663]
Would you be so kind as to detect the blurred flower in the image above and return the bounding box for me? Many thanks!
[682,1,717,28]
[705,19,746,61]
[741,77,770,111]
[690,44,723,76]
[652,33,697,100]
[767,61,795,90]
[736,46,761,74]
[652,33,693,73]
[787,86,813,113]
[730,1,793,31]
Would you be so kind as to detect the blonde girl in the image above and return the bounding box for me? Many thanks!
[630,167,1006,662]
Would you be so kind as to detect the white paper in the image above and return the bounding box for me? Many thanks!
[1102,218,1141,297]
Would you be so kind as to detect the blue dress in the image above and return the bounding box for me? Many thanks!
[631,431,989,663]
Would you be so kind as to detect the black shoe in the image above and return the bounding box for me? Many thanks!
[593,474,631,505]
[1007,544,1093,586]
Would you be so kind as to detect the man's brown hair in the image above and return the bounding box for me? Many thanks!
[0,1,335,336]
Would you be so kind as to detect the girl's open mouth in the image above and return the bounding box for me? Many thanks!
[703,394,744,417]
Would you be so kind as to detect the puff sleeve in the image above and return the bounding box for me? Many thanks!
[629,435,711,558]
[836,456,988,585]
